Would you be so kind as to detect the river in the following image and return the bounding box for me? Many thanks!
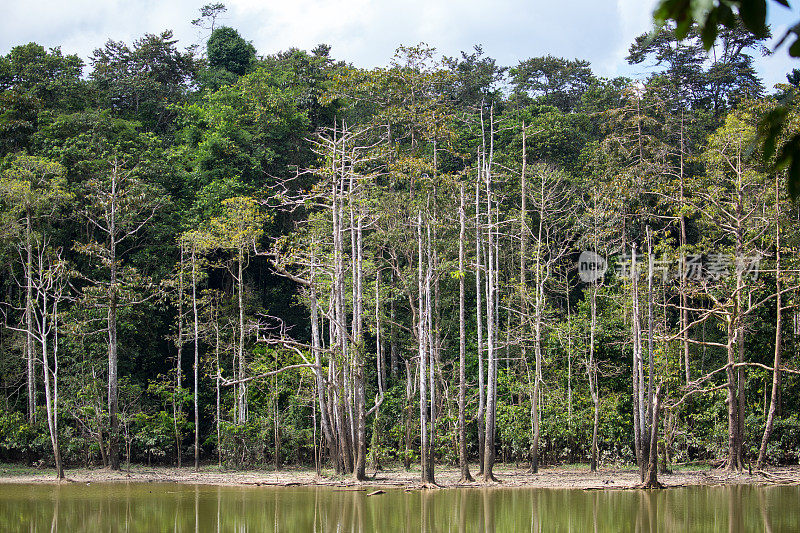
[0,482,796,531]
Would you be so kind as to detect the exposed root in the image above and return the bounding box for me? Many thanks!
[756,470,800,485]
[636,480,665,490]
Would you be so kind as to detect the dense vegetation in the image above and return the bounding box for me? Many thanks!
[1,5,799,483]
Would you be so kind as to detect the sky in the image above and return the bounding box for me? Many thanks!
[1,0,799,89]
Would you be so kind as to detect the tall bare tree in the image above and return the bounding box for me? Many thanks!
[76,158,162,470]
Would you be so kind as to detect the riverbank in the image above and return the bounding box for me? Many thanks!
[0,463,798,489]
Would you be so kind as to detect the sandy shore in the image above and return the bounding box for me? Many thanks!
[0,463,797,490]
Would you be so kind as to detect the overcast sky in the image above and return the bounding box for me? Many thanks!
[2,0,798,89]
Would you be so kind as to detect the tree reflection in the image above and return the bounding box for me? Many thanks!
[3,482,799,531]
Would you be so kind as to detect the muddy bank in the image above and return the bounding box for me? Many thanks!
[0,463,797,490]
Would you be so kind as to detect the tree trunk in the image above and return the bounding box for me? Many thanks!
[377,270,385,395]
[404,358,412,471]
[390,271,397,380]
[41,292,63,479]
[757,175,782,470]
[727,182,746,472]
[631,244,645,480]
[589,285,599,472]
[331,147,353,474]
[458,185,472,482]
[25,205,35,424]
[725,317,742,471]
[417,211,432,483]
[354,206,367,482]
[215,301,221,469]
[175,244,184,467]
[108,167,120,471]
[643,383,663,489]
[679,111,690,384]
[483,135,497,481]
[370,267,385,471]
[426,221,436,484]
[531,166,545,474]
[237,249,246,425]
[192,243,200,470]
[645,228,655,480]
[311,242,335,470]
[475,178,485,476]
[566,281,573,447]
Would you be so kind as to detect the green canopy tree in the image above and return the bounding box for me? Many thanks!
[0,155,69,423]
[74,157,164,470]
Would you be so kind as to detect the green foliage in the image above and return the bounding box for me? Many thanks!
[509,55,595,112]
[0,411,37,459]
[0,14,799,477]
[90,31,198,133]
[653,0,800,195]
[205,27,256,89]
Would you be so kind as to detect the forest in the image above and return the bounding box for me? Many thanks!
[1,4,799,487]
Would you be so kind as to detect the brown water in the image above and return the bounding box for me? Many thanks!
[0,482,796,532]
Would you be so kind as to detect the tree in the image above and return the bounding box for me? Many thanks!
[28,243,70,479]
[192,3,228,34]
[481,105,499,482]
[180,230,213,470]
[0,155,68,424]
[90,32,198,132]
[509,55,595,112]
[203,27,256,90]
[652,0,800,196]
[627,21,768,117]
[181,65,311,205]
[75,157,163,470]
[457,183,472,482]
[756,172,785,469]
[524,163,577,473]
[207,196,265,425]
[688,110,771,471]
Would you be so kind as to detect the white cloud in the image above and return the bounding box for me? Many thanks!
[0,0,794,88]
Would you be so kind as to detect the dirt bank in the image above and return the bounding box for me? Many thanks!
[1,463,798,490]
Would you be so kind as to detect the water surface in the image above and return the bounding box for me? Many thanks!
[0,482,796,532]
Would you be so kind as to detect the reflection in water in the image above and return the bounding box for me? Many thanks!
[0,481,796,532]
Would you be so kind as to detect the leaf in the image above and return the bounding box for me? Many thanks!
[759,106,789,161]
[739,0,768,37]
[778,133,800,198]
[450,270,465,280]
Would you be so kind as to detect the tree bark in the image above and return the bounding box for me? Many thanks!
[417,211,433,483]
[192,243,200,470]
[214,300,221,469]
[237,248,246,425]
[631,244,645,480]
[475,178,485,476]
[531,162,544,474]
[175,244,184,467]
[458,185,473,482]
[108,165,120,471]
[679,110,690,384]
[589,285,599,472]
[25,205,35,424]
[643,383,663,489]
[41,288,63,479]
[310,241,335,470]
[482,123,498,481]
[426,220,436,484]
[757,174,782,470]
[354,203,367,481]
